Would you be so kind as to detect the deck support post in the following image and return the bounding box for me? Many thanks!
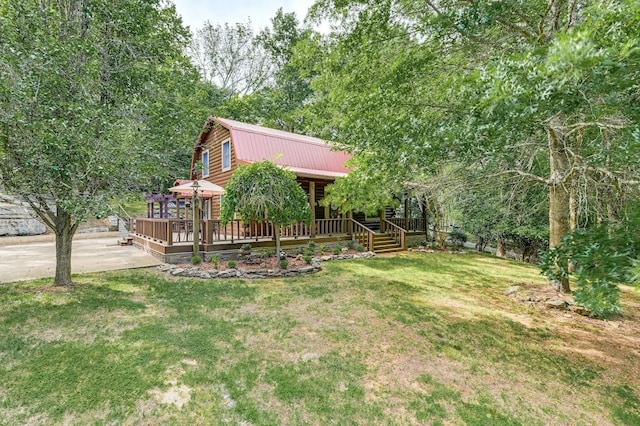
[404,194,409,230]
[192,182,200,258]
[309,181,316,238]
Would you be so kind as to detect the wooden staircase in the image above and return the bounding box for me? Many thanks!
[350,219,405,254]
[372,233,403,254]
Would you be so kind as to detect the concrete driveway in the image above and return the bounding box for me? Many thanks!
[0,232,161,284]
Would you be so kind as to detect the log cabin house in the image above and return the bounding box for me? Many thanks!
[131,117,427,262]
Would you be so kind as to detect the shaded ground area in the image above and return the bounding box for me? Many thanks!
[0,252,638,424]
[0,232,160,283]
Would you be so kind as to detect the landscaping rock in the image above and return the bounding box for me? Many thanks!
[161,251,375,280]
[216,269,238,279]
[247,274,266,279]
[569,304,592,316]
[546,298,568,309]
[185,268,201,277]
[504,286,520,296]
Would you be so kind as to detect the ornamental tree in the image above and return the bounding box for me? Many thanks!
[220,161,311,258]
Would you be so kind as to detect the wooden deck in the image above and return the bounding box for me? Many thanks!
[130,217,428,263]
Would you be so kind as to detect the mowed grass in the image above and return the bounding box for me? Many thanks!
[1,252,639,425]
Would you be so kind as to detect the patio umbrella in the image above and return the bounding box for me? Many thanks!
[169,180,225,196]
[168,180,225,258]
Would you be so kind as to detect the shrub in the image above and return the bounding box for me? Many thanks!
[241,243,252,251]
[540,206,640,318]
[307,241,316,251]
[304,248,314,256]
[191,255,202,265]
[332,247,341,255]
[279,260,289,269]
[209,254,220,269]
[319,244,326,253]
[346,240,355,249]
[227,260,237,269]
[356,245,365,252]
[303,255,312,264]
[448,229,467,246]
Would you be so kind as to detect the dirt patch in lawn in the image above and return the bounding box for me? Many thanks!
[501,282,640,385]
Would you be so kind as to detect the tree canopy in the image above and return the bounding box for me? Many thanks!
[0,0,199,285]
[303,0,640,294]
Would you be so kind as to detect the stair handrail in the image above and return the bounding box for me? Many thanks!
[381,218,406,250]
[349,219,375,252]
[115,204,132,233]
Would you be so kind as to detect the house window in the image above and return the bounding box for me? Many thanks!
[202,149,209,178]
[222,140,231,171]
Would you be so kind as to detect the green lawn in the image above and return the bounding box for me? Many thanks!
[1,252,639,425]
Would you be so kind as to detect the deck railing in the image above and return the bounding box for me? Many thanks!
[314,218,348,236]
[387,217,427,232]
[382,218,406,249]
[132,218,348,245]
[350,219,375,252]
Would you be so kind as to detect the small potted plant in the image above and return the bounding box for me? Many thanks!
[239,243,252,255]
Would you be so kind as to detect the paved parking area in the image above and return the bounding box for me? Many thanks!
[0,233,161,283]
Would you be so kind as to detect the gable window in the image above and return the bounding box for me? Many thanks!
[222,140,231,171]
[202,149,210,178]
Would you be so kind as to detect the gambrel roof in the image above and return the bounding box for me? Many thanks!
[197,117,352,180]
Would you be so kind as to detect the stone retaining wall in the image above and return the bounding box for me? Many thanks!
[0,194,46,236]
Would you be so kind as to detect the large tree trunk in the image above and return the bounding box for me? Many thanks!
[421,196,429,241]
[496,238,507,258]
[274,224,282,260]
[548,121,571,293]
[54,208,77,286]
[568,176,577,272]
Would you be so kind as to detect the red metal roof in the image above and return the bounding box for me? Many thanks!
[213,117,351,179]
